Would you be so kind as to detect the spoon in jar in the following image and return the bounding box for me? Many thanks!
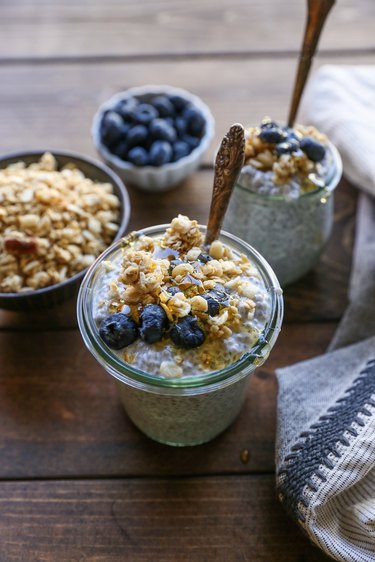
[288,0,335,127]
[204,123,245,246]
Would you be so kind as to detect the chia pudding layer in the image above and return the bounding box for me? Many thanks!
[223,119,342,286]
[78,218,283,446]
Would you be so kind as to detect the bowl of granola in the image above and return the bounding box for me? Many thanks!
[0,150,130,311]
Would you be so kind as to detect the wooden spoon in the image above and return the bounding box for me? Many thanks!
[204,123,245,246]
[288,0,335,127]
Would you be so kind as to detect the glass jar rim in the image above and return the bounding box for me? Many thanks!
[235,140,342,202]
[77,225,284,390]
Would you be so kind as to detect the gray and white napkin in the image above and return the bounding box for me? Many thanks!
[276,65,375,562]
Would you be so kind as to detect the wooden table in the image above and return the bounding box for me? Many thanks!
[0,1,374,560]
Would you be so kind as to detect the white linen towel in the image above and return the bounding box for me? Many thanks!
[276,65,375,562]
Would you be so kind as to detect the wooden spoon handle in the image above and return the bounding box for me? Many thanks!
[288,0,335,127]
[205,123,245,246]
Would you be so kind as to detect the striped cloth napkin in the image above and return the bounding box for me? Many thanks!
[276,65,375,562]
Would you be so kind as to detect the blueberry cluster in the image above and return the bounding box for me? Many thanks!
[258,120,326,162]
[100,94,206,167]
[98,287,228,352]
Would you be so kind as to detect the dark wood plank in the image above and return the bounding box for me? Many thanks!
[0,172,356,328]
[0,323,335,478]
[0,476,331,562]
[0,0,374,57]
[1,56,375,168]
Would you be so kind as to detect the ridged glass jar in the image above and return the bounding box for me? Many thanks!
[223,143,342,286]
[77,226,283,446]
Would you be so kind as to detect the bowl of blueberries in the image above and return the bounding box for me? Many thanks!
[92,85,215,192]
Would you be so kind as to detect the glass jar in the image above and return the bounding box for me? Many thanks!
[223,143,342,286]
[77,226,283,447]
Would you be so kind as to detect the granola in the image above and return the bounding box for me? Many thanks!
[241,117,331,197]
[94,215,271,377]
[0,153,120,293]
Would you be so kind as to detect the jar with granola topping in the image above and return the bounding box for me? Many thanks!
[223,119,342,286]
[77,216,283,446]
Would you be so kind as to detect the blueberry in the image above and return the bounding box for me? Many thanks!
[189,119,205,137]
[112,140,129,159]
[275,139,300,156]
[197,253,212,263]
[152,95,175,117]
[182,106,198,120]
[126,124,148,148]
[173,141,190,162]
[275,142,290,156]
[149,118,176,143]
[283,127,300,142]
[260,119,279,129]
[134,103,158,125]
[300,137,326,162]
[164,117,174,127]
[99,313,138,350]
[114,98,139,122]
[127,146,149,166]
[210,285,228,304]
[121,122,131,136]
[287,139,302,152]
[149,140,173,166]
[174,116,188,137]
[140,304,168,344]
[168,95,188,112]
[259,127,285,144]
[167,286,180,296]
[202,294,220,316]
[170,316,205,349]
[170,259,184,268]
[100,111,125,147]
[183,107,206,137]
[182,134,201,150]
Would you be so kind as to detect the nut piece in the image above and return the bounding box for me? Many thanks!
[160,361,183,378]
[190,295,209,313]
[202,260,223,278]
[172,263,194,278]
[0,153,121,293]
[186,247,201,261]
[3,237,38,256]
[163,214,203,253]
[164,292,191,320]
[209,240,224,260]
[19,214,39,230]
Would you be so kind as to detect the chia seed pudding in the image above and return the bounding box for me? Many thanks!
[223,118,342,286]
[77,216,283,446]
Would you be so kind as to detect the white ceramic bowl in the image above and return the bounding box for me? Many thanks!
[92,85,215,192]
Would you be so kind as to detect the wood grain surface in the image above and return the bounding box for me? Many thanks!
[0,0,367,559]
[0,56,374,165]
[0,0,374,58]
[0,323,335,479]
[0,477,331,562]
